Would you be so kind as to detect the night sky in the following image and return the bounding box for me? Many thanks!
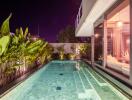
[0,0,81,42]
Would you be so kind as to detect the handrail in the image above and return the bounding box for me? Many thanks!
[75,0,83,28]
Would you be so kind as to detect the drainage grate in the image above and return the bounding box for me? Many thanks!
[56,86,62,90]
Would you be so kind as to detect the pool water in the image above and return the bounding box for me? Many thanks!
[0,61,129,100]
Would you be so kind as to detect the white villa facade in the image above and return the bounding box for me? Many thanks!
[75,0,132,96]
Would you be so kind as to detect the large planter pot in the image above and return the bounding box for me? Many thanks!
[69,54,76,60]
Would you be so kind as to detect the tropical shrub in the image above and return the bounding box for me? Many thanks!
[69,44,76,60]
[79,43,91,59]
[0,14,53,86]
[57,45,65,60]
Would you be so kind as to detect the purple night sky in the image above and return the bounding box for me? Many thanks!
[0,0,81,42]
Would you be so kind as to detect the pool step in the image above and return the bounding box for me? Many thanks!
[86,67,107,86]
[78,69,101,100]
[81,68,102,100]
[73,71,88,99]
[78,70,92,90]
[82,67,125,100]
[82,63,107,85]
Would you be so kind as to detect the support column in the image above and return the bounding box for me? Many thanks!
[103,20,107,68]
[130,0,132,82]
[91,35,95,67]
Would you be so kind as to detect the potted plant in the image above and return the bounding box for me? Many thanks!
[57,45,65,60]
[69,44,76,60]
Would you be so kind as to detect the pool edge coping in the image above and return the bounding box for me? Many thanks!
[0,63,49,98]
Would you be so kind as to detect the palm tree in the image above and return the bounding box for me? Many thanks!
[57,25,81,43]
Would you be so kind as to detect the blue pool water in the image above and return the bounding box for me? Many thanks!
[0,61,129,100]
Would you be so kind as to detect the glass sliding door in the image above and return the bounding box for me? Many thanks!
[94,23,104,66]
[106,0,130,77]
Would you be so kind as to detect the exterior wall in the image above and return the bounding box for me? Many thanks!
[75,0,96,35]
[93,0,132,86]
[130,0,132,81]
[75,0,118,37]
[75,0,132,96]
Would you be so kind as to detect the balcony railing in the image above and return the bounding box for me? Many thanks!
[75,1,82,29]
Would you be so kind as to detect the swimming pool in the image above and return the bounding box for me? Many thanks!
[0,61,129,100]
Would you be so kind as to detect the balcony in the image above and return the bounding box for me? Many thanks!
[75,0,118,37]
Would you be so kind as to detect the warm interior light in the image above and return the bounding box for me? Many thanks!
[110,33,113,38]
[95,34,99,38]
[116,21,123,28]
[126,38,130,44]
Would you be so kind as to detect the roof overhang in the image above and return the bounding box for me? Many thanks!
[76,0,118,37]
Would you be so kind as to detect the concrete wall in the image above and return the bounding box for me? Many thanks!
[49,43,86,54]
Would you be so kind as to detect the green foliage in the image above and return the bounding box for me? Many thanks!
[57,25,80,43]
[12,35,19,45]
[0,36,10,56]
[15,28,19,36]
[57,45,65,60]
[79,44,91,55]
[19,27,23,40]
[0,14,54,77]
[68,53,76,60]
[26,39,43,50]
[0,14,12,36]
[39,43,54,64]
[24,27,28,39]
[0,14,11,57]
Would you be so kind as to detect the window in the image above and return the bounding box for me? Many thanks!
[94,23,104,66]
[106,1,130,77]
